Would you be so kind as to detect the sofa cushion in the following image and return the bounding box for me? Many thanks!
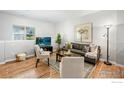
[83,45,90,52]
[85,52,97,59]
[71,49,85,56]
[72,44,79,50]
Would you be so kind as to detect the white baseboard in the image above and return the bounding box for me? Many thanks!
[1,54,35,64]
[100,58,116,64]
[27,54,35,58]
[0,61,6,64]
[5,58,16,63]
[114,63,124,68]
[100,58,124,67]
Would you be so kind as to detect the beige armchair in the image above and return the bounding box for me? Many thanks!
[34,45,50,68]
[60,57,84,78]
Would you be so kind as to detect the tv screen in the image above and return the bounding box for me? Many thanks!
[36,37,51,46]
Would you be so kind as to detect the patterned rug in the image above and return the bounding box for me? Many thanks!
[45,56,95,78]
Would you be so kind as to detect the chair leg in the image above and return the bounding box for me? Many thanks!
[48,58,49,66]
[36,59,40,68]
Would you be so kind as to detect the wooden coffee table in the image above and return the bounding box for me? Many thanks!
[56,50,80,62]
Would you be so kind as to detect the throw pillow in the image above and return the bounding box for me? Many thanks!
[84,46,90,52]
[90,44,97,52]
[40,48,44,54]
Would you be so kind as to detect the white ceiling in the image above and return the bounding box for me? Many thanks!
[1,10,100,23]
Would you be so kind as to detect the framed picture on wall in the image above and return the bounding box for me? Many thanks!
[26,27,35,40]
[75,23,92,43]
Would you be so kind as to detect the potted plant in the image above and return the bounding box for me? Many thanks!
[66,42,71,53]
[55,33,61,52]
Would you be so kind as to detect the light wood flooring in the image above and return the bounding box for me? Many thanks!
[0,57,59,78]
[0,56,124,78]
[90,62,124,78]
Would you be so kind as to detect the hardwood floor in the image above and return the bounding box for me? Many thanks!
[0,56,124,78]
[0,57,59,78]
[89,62,124,78]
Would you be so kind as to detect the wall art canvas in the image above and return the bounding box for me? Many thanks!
[75,23,92,42]
[26,27,35,40]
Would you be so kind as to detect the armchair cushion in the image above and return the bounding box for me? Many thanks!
[60,57,84,78]
[34,45,50,59]
[40,48,44,53]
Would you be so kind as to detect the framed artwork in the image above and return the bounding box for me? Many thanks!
[75,23,92,42]
[26,27,35,40]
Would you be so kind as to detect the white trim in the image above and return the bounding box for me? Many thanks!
[1,54,35,64]
[114,63,124,68]
[100,58,124,67]
[5,58,16,63]
[0,61,6,64]
[100,58,116,64]
[27,54,35,58]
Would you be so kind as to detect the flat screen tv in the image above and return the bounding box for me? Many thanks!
[36,37,51,46]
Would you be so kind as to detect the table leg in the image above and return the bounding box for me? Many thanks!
[56,54,58,62]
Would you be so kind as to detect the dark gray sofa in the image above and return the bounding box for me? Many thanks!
[70,43,90,56]
[70,42,101,64]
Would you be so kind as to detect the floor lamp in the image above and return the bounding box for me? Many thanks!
[104,25,112,65]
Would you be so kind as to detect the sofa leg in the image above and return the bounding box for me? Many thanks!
[48,58,49,66]
[36,59,40,68]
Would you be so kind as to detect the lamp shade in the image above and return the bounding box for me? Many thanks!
[104,25,112,29]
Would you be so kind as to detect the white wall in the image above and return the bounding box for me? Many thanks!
[116,10,124,65]
[56,10,117,63]
[0,12,56,45]
[0,12,56,63]
[0,41,5,63]
[4,40,35,62]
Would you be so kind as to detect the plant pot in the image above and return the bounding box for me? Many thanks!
[67,49,71,54]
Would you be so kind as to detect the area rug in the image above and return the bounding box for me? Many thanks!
[46,56,95,78]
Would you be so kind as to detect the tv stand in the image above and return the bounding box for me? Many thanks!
[39,45,53,53]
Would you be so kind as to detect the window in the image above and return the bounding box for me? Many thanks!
[13,25,35,40]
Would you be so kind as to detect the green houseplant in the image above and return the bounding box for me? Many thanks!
[55,33,62,51]
[66,42,71,53]
[66,42,71,49]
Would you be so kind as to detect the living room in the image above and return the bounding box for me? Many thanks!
[0,10,124,78]
[1,0,124,93]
